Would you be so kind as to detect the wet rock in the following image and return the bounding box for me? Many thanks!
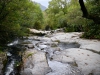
[21,50,51,75]
[50,42,58,47]
[21,41,32,44]
[41,42,58,47]
[38,44,48,50]
[50,30,55,34]
[26,44,34,49]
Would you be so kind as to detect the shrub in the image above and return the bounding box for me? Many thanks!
[82,22,100,39]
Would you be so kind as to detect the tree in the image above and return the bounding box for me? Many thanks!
[65,0,84,32]
[44,0,68,29]
[78,0,100,39]
[79,0,100,24]
[0,0,43,45]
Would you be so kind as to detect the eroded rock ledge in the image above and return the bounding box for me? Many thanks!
[21,50,51,75]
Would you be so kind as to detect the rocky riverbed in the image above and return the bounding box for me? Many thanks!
[20,30,100,75]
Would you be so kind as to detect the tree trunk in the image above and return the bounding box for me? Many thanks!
[79,0,100,24]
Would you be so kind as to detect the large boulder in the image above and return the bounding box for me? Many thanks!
[21,50,51,75]
[29,29,50,36]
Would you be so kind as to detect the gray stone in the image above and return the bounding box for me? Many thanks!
[21,50,51,75]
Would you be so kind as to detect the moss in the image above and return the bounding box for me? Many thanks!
[15,62,21,67]
[26,53,34,58]
[0,47,3,53]
[54,40,60,43]
[0,51,3,55]
[1,54,7,75]
[0,47,7,74]
[72,61,78,67]
[51,43,58,47]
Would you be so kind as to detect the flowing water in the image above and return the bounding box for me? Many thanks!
[4,40,24,75]
[4,52,15,75]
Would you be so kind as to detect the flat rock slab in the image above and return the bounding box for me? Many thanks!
[64,48,100,75]
[21,50,51,75]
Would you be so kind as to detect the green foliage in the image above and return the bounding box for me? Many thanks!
[0,0,43,45]
[43,0,68,30]
[0,0,100,46]
[43,0,100,39]
[82,21,100,39]
[44,0,84,32]
[81,0,100,39]
[86,0,100,16]
[33,21,42,29]
[0,49,3,53]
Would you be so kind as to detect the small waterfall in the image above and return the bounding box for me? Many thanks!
[7,40,18,46]
[4,59,15,75]
[4,51,16,75]
[4,40,23,75]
